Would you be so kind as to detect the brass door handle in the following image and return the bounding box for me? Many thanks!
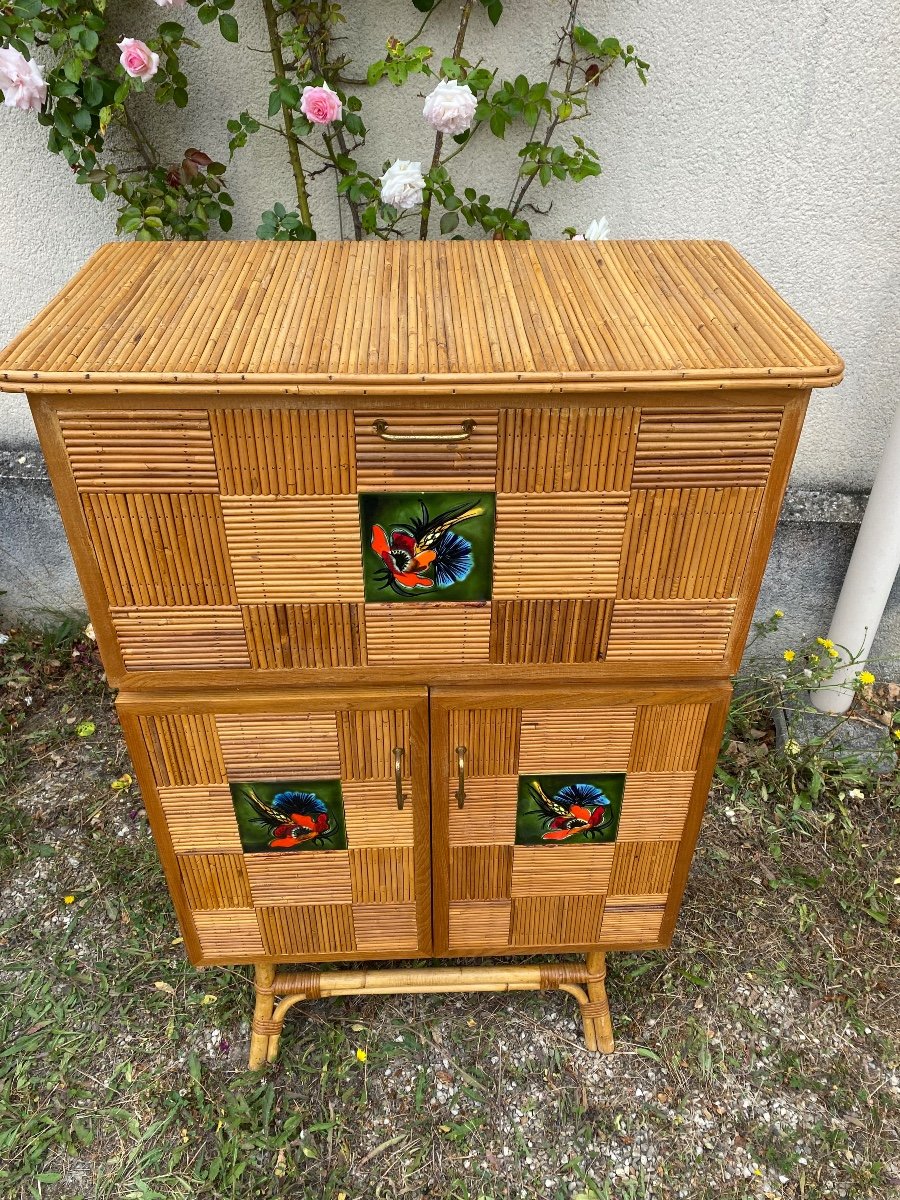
[393,747,406,811]
[372,418,476,443]
[455,746,467,809]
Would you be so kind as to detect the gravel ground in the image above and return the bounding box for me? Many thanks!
[0,629,897,1199]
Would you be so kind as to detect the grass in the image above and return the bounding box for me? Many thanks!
[0,621,897,1199]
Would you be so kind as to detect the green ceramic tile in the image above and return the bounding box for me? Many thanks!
[229,778,347,853]
[359,491,495,603]
[514,772,624,846]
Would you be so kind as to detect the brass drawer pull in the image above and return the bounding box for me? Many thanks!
[393,747,407,811]
[372,418,476,443]
[455,745,467,809]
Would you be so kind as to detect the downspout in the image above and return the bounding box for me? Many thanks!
[810,398,900,713]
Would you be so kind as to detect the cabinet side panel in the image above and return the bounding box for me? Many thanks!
[29,396,127,682]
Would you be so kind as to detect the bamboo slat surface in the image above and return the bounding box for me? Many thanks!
[0,241,842,390]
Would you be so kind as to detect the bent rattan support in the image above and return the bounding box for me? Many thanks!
[247,953,615,1068]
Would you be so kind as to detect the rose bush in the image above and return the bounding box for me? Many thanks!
[0,1,648,243]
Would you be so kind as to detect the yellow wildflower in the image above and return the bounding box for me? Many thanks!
[810,653,819,663]
[783,649,795,662]
[857,671,875,686]
[356,1048,367,1062]
[63,895,75,905]
[816,637,834,649]
[774,610,784,619]
[828,648,839,659]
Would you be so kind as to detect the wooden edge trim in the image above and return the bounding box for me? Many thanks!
[116,706,204,965]
[411,696,434,956]
[429,690,451,955]
[724,391,810,668]
[12,373,843,396]
[30,385,822,412]
[115,685,428,714]
[100,660,735,694]
[428,680,733,710]
[658,687,732,942]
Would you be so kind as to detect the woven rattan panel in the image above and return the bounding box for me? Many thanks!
[127,695,428,963]
[60,402,784,681]
[437,693,719,954]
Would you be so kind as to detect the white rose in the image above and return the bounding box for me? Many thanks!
[0,47,47,112]
[154,0,186,6]
[380,160,425,211]
[422,78,477,136]
[572,216,611,241]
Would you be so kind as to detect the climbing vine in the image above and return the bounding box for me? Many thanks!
[0,0,649,241]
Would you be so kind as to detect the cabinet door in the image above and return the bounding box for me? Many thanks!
[430,683,729,956]
[118,686,430,964]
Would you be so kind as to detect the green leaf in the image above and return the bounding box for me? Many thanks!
[197,4,217,24]
[439,211,459,234]
[82,76,103,107]
[268,89,281,118]
[63,56,83,83]
[72,106,92,132]
[489,109,506,138]
[633,1046,661,1062]
[79,28,99,53]
[218,13,238,43]
[486,0,503,24]
[343,111,364,136]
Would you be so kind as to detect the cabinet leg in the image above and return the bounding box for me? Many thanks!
[582,951,614,1053]
[248,963,278,1070]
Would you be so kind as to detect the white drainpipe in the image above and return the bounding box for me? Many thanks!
[810,397,900,714]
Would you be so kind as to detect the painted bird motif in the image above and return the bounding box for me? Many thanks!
[371,498,484,595]
[526,780,612,842]
[245,787,334,850]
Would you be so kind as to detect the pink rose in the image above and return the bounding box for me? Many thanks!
[117,38,160,81]
[0,47,47,112]
[300,82,342,125]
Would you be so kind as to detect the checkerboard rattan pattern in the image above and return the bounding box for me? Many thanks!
[57,402,785,677]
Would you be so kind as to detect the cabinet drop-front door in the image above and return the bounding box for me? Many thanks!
[430,684,729,956]
[118,686,431,965]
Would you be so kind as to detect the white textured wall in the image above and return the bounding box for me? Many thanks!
[1,0,897,487]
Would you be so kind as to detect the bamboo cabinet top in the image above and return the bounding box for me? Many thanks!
[0,240,842,394]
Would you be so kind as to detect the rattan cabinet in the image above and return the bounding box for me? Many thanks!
[0,240,843,1064]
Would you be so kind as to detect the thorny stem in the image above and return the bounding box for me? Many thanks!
[122,106,157,172]
[262,0,313,229]
[506,0,609,219]
[407,0,447,47]
[419,0,474,240]
[307,2,364,241]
